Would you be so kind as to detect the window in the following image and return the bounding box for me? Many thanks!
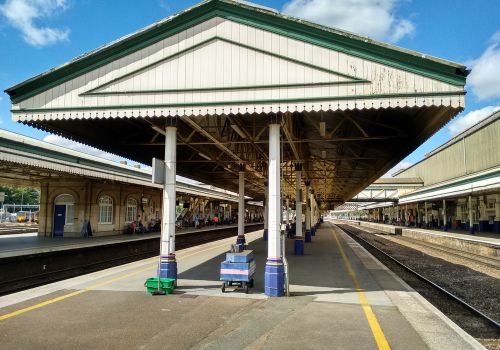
[55,194,74,225]
[65,205,74,225]
[99,196,113,224]
[126,198,137,223]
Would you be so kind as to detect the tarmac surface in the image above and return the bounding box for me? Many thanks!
[0,222,485,349]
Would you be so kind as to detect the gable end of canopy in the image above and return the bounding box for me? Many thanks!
[7,0,467,122]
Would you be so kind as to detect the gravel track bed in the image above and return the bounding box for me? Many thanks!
[337,224,500,350]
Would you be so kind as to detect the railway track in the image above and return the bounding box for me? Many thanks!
[0,225,261,296]
[397,235,500,269]
[335,223,500,348]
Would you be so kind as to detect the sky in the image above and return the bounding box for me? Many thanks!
[0,0,499,176]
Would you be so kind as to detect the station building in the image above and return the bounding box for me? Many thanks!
[0,129,262,238]
[5,0,468,296]
[342,110,500,233]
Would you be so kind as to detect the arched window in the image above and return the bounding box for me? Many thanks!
[55,194,74,225]
[126,198,137,223]
[99,195,113,224]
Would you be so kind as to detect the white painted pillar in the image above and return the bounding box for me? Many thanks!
[405,204,408,225]
[160,122,177,279]
[237,164,245,243]
[263,181,269,240]
[286,197,290,225]
[469,195,474,233]
[443,199,447,230]
[295,165,302,238]
[424,201,427,227]
[494,194,500,233]
[305,181,312,242]
[496,194,500,219]
[268,124,281,259]
[305,182,311,231]
[265,117,284,296]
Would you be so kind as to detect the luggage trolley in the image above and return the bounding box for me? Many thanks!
[220,249,256,294]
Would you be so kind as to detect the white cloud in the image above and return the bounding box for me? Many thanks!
[467,32,500,101]
[383,161,412,177]
[448,105,500,137]
[0,0,70,47]
[43,134,124,162]
[282,0,415,43]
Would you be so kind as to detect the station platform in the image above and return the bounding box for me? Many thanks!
[338,219,500,260]
[0,223,263,259]
[0,222,483,349]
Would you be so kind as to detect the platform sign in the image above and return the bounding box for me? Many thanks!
[152,158,165,185]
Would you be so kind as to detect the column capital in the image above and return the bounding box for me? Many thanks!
[304,180,311,187]
[268,111,283,125]
[238,163,245,172]
[164,115,178,127]
[294,163,302,171]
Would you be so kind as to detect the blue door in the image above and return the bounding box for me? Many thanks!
[53,205,66,237]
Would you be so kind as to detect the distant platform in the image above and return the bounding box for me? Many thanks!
[338,219,500,247]
[0,223,263,259]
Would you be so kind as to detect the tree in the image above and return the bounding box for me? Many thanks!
[0,186,40,206]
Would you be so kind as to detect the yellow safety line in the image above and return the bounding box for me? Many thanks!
[332,228,391,350]
[0,239,234,321]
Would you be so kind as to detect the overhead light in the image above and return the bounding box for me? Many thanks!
[198,152,212,160]
[231,124,247,139]
[319,122,326,137]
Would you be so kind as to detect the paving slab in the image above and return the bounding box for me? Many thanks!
[0,222,485,350]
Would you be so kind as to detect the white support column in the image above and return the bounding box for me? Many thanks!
[294,163,304,255]
[265,119,284,297]
[286,197,290,226]
[405,204,408,226]
[237,164,245,244]
[263,181,269,240]
[494,194,500,233]
[295,166,302,238]
[160,120,177,279]
[424,201,428,228]
[310,193,317,235]
[443,200,447,231]
[305,181,311,242]
[469,195,474,233]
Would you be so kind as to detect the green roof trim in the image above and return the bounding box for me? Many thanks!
[5,0,467,104]
[13,91,466,113]
[399,170,500,199]
[0,135,148,179]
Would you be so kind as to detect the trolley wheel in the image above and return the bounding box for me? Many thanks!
[221,282,226,293]
[244,282,249,294]
[249,278,254,288]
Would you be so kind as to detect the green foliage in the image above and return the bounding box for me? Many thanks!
[0,186,40,205]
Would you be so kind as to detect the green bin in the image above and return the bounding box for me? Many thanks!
[144,277,175,294]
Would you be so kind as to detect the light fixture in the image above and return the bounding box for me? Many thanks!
[231,124,247,139]
[319,122,326,137]
[198,152,212,160]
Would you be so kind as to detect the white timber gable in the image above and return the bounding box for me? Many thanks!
[12,16,465,121]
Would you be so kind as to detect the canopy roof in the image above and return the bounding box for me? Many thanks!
[5,0,468,207]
